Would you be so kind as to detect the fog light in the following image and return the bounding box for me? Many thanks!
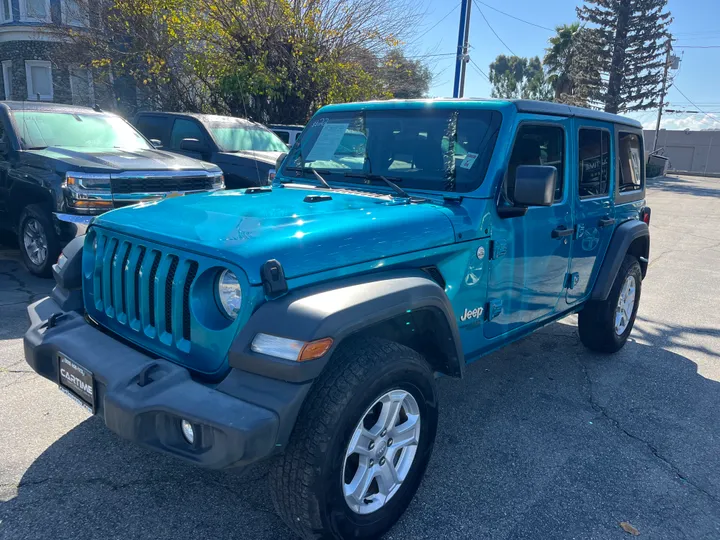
[181,419,195,444]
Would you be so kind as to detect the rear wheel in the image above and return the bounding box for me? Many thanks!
[578,254,642,353]
[18,205,61,278]
[269,337,438,540]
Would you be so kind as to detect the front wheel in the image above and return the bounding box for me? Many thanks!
[270,337,438,540]
[578,254,642,353]
[18,205,61,278]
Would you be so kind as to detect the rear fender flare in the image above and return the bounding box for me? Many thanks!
[591,220,649,301]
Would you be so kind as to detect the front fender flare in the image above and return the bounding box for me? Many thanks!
[228,270,463,383]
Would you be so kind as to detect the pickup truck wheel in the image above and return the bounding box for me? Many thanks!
[269,337,438,540]
[578,254,642,353]
[18,205,61,278]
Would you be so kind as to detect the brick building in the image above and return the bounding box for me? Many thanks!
[0,0,111,107]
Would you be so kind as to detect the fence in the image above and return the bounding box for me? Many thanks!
[643,129,720,176]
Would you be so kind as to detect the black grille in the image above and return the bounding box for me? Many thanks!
[183,262,199,341]
[134,247,146,322]
[165,256,179,334]
[120,244,131,315]
[111,176,216,194]
[147,251,160,327]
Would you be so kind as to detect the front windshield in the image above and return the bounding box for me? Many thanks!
[206,119,288,153]
[281,108,502,192]
[12,111,151,150]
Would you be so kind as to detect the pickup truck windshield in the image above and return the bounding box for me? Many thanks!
[281,108,502,192]
[12,111,151,150]
[206,119,288,153]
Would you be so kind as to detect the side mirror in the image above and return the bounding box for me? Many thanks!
[0,140,8,154]
[180,138,207,154]
[149,139,163,149]
[275,152,288,171]
[513,165,557,207]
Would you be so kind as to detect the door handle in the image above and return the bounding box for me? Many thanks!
[598,217,616,228]
[552,226,575,239]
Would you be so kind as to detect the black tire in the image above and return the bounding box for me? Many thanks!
[578,254,642,353]
[17,204,61,278]
[270,337,438,540]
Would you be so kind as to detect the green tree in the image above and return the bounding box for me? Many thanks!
[544,22,602,107]
[577,0,672,113]
[489,55,552,101]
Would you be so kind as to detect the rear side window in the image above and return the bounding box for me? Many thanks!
[618,132,643,192]
[273,130,289,144]
[505,124,565,203]
[135,115,169,146]
[170,118,205,150]
[578,128,610,198]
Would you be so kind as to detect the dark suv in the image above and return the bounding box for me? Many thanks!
[133,112,289,188]
[0,102,224,277]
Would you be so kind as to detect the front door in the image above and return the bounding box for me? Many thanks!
[566,122,615,304]
[485,120,573,339]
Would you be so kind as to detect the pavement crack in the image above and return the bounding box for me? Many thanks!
[576,356,720,506]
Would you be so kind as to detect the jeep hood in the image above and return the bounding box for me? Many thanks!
[94,187,456,284]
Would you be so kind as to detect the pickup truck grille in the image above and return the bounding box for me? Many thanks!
[111,175,216,194]
[86,229,199,350]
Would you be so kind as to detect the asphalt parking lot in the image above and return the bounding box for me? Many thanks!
[1,174,720,540]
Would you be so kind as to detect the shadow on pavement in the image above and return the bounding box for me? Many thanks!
[647,175,720,198]
[2,328,720,540]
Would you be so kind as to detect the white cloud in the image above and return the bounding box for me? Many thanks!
[627,111,720,131]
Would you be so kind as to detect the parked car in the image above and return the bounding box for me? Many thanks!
[0,101,224,277]
[25,99,650,539]
[269,123,304,147]
[133,112,289,188]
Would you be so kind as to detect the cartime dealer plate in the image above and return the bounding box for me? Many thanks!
[58,353,95,413]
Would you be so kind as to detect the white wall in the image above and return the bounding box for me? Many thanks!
[644,129,720,175]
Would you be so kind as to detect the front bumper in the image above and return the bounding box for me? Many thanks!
[24,297,288,469]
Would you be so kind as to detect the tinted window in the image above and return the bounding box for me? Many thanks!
[11,111,150,150]
[578,128,610,198]
[618,132,643,192]
[135,115,170,146]
[504,124,564,203]
[282,108,502,192]
[170,118,205,149]
[273,130,289,144]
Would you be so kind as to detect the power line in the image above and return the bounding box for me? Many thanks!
[415,2,462,42]
[469,58,491,82]
[674,45,720,49]
[473,1,517,56]
[672,84,720,125]
[473,0,553,31]
[404,52,458,59]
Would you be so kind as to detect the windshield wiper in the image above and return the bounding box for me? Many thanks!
[282,166,334,189]
[343,172,410,199]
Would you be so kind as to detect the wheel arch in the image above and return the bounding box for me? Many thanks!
[228,270,464,383]
[590,219,649,301]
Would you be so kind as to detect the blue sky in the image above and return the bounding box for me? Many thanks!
[411,0,720,129]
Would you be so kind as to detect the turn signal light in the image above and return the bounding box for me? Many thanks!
[299,338,334,362]
[71,200,113,208]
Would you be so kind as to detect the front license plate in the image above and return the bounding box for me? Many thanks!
[58,353,95,413]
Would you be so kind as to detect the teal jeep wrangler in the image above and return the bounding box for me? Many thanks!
[24,99,650,539]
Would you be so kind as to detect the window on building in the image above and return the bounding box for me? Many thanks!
[69,66,92,106]
[504,124,565,203]
[25,61,53,101]
[21,0,50,21]
[578,128,611,198]
[61,0,88,26]
[170,118,205,149]
[618,132,643,192]
[2,61,12,100]
[1,0,12,23]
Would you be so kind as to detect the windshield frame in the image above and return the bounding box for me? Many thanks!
[9,109,153,152]
[278,107,503,194]
[200,116,288,153]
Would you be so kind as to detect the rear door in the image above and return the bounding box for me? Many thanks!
[566,121,614,304]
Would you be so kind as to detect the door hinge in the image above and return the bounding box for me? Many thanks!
[489,240,507,261]
[486,299,502,321]
[564,272,579,290]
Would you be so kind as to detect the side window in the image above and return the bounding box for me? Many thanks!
[578,128,610,198]
[505,124,565,203]
[618,132,643,192]
[135,115,170,146]
[273,130,289,144]
[170,118,205,150]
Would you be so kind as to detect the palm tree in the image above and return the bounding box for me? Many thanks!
[544,23,580,102]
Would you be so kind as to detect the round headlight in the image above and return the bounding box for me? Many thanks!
[217,269,242,319]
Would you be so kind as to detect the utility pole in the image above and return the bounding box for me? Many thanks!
[452,0,472,98]
[653,40,672,152]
